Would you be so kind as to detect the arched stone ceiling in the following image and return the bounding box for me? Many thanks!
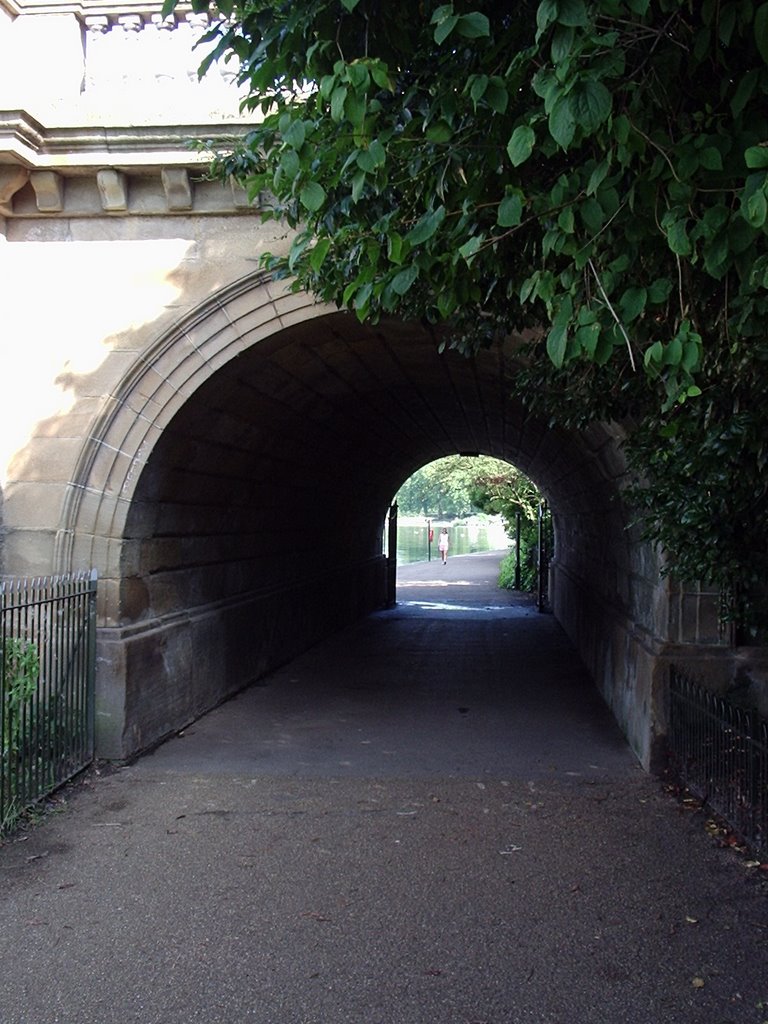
[122,309,629,624]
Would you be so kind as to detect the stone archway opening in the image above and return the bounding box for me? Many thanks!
[94,290,657,765]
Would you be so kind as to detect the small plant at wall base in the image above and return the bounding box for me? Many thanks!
[167,0,768,633]
[1,638,41,828]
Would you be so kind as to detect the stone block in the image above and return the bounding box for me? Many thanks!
[29,171,64,213]
[97,169,128,212]
[161,168,193,210]
[0,166,29,212]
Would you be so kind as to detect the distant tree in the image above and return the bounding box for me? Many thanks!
[395,456,539,521]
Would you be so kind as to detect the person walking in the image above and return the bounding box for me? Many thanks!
[438,527,449,565]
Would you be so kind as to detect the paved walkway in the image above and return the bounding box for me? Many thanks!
[1,552,766,1024]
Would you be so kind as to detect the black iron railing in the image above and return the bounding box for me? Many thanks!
[668,667,768,860]
[0,571,97,831]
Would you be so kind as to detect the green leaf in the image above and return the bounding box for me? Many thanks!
[757,4,768,65]
[556,0,588,27]
[280,148,300,179]
[644,340,664,368]
[391,265,419,295]
[485,80,509,114]
[351,169,366,202]
[456,12,490,38]
[537,0,558,34]
[580,197,604,234]
[549,96,575,148]
[309,237,332,272]
[498,192,523,227]
[470,75,489,104]
[575,321,601,357]
[299,181,326,212]
[387,232,407,265]
[507,125,535,167]
[340,0,361,9]
[547,294,573,367]
[282,120,306,149]
[648,278,672,304]
[663,215,691,256]
[620,286,647,322]
[434,13,459,43]
[699,147,722,171]
[551,24,575,63]
[731,69,759,117]
[570,79,611,132]
[746,189,768,228]
[547,321,568,367]
[427,120,453,143]
[405,206,446,245]
[745,146,768,169]
[330,85,348,122]
[586,160,610,196]
[459,236,483,261]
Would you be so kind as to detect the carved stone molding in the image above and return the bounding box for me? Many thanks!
[4,164,257,217]
[0,109,251,169]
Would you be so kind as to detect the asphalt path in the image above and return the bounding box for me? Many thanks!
[1,551,766,1024]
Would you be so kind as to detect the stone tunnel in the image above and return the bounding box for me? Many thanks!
[0,0,735,773]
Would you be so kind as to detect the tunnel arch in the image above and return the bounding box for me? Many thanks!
[63,272,662,763]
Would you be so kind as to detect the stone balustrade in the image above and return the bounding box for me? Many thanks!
[0,1,248,126]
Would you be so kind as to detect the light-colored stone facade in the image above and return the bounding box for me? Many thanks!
[1,0,753,768]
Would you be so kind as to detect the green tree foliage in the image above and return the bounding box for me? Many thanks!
[168,0,768,629]
[396,455,538,520]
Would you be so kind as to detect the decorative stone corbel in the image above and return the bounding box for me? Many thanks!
[161,168,192,211]
[29,170,64,212]
[96,169,128,211]
[0,166,30,214]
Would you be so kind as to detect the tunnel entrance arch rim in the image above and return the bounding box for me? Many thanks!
[53,270,333,578]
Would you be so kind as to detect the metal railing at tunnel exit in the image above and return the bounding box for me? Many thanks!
[0,571,97,832]
[667,667,768,860]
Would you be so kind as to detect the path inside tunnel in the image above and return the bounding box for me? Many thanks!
[140,550,636,780]
[3,554,767,1024]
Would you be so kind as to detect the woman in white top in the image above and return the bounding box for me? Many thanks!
[438,528,449,564]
